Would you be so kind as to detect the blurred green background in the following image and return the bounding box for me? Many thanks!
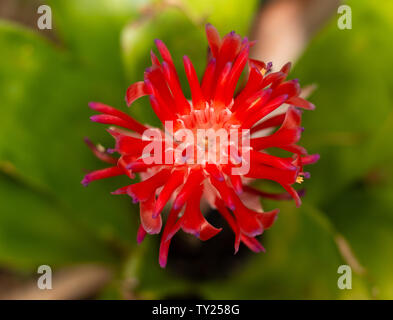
[0,0,392,299]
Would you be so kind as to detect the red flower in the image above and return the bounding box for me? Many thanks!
[82,24,319,267]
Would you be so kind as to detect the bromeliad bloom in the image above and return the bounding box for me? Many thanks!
[82,24,319,267]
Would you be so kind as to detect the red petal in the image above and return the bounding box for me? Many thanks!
[162,61,191,114]
[173,168,205,210]
[205,23,221,58]
[150,50,161,66]
[250,107,302,149]
[248,59,266,71]
[282,184,302,207]
[201,58,216,101]
[261,71,286,88]
[180,187,221,240]
[153,170,185,217]
[246,163,298,185]
[84,137,117,164]
[137,224,147,244]
[242,94,288,128]
[240,234,265,253]
[216,31,242,74]
[117,155,136,179]
[233,67,264,112]
[81,166,123,186]
[243,185,305,201]
[301,154,320,165]
[287,96,316,110]
[215,198,241,253]
[250,113,286,134]
[213,62,232,107]
[154,39,175,68]
[272,79,301,99]
[159,207,182,268]
[148,94,176,124]
[257,209,279,229]
[216,198,263,254]
[89,102,147,134]
[231,89,272,122]
[224,45,249,105]
[210,178,236,210]
[140,194,162,234]
[125,81,149,106]
[231,191,264,237]
[127,168,172,203]
[280,62,292,75]
[113,134,150,156]
[126,157,164,173]
[251,151,297,171]
[229,174,243,195]
[205,164,225,182]
[145,67,176,115]
[183,55,206,110]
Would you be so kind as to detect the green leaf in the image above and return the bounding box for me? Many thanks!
[0,175,117,270]
[184,0,259,35]
[195,203,340,299]
[46,0,147,87]
[292,0,393,205]
[0,21,137,269]
[323,174,393,299]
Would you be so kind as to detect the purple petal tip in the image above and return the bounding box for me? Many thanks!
[81,178,90,187]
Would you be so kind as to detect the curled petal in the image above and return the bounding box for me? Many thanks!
[125,81,149,106]
[231,192,264,237]
[173,168,205,210]
[140,194,162,234]
[127,168,172,203]
[179,187,222,240]
[257,209,279,229]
